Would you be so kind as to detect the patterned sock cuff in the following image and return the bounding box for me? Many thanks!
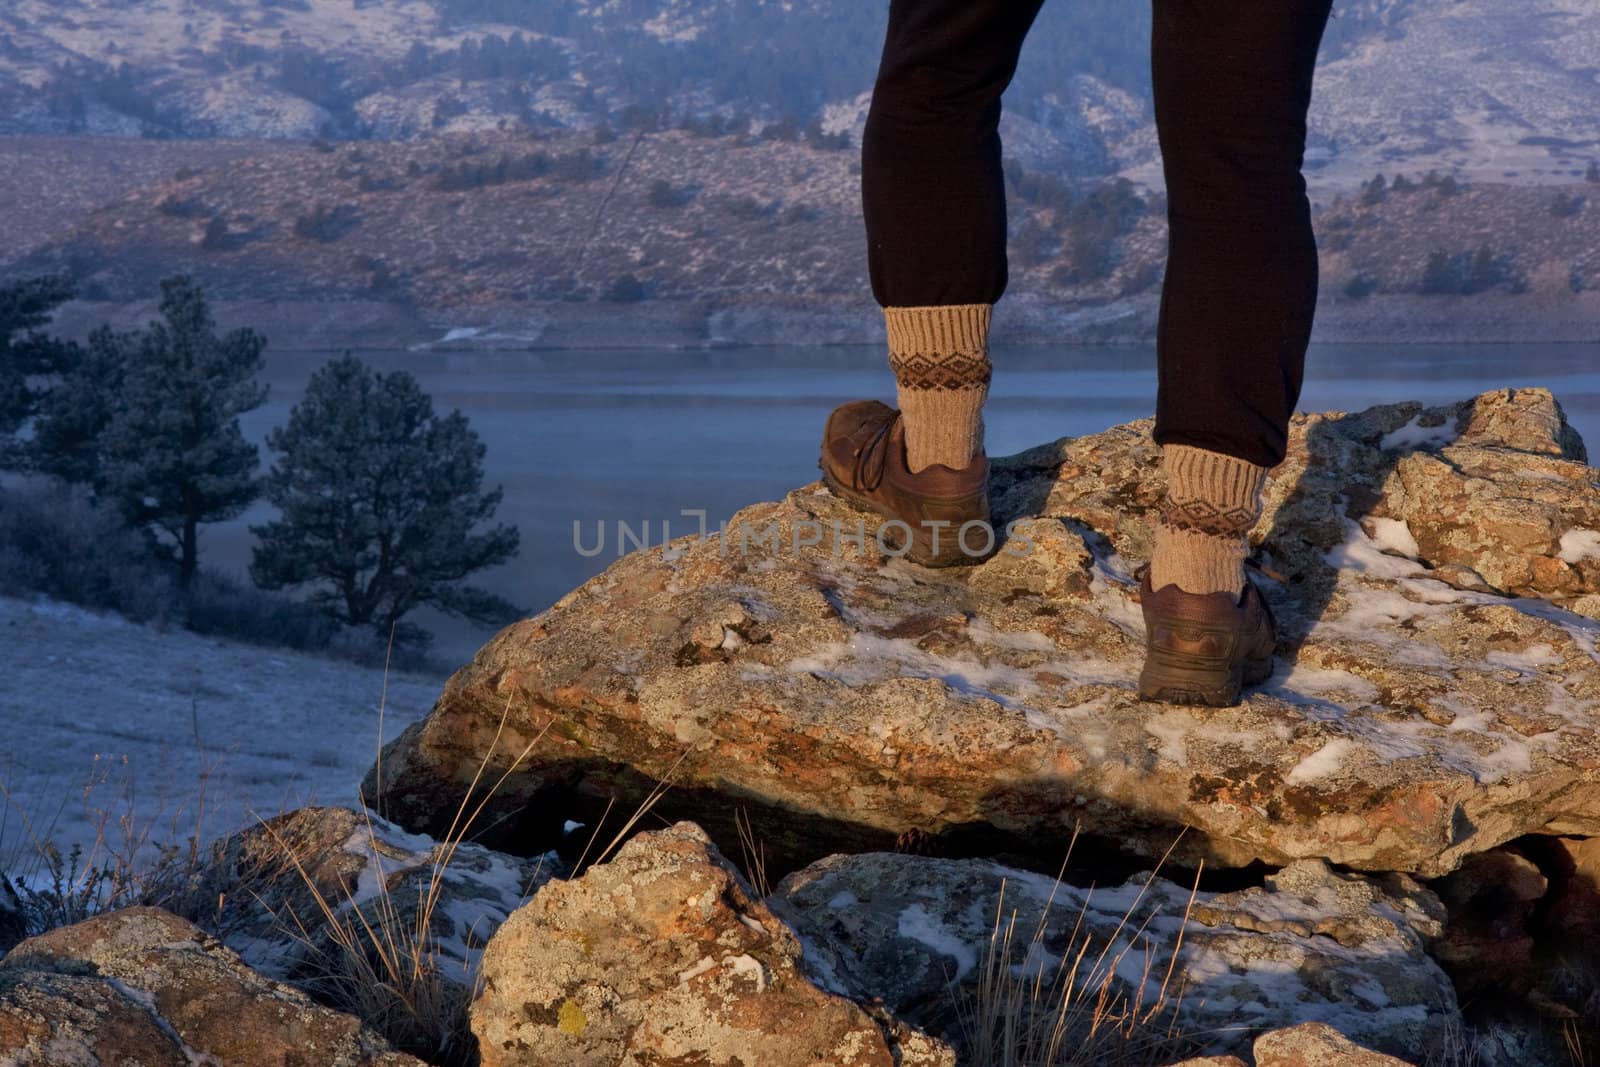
[1158,443,1269,538]
[884,304,993,391]
[883,305,992,472]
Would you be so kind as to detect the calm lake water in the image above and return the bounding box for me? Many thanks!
[212,343,1600,665]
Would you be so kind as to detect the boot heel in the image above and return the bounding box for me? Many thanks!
[1138,648,1245,707]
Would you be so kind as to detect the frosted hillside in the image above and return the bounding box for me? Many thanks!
[0,595,442,872]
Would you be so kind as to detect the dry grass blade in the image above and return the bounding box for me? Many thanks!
[258,652,685,1064]
[950,826,1200,1067]
[733,804,770,899]
[573,745,693,875]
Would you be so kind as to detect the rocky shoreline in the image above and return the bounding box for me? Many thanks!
[40,292,1600,352]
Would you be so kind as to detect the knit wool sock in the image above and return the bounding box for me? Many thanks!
[1149,443,1270,597]
[884,304,992,473]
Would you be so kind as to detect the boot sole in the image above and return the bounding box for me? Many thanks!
[818,461,981,568]
[1137,648,1275,708]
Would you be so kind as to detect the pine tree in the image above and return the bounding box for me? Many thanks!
[0,275,79,463]
[97,275,267,586]
[29,325,132,485]
[249,353,522,648]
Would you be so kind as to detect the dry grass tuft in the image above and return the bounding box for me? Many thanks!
[0,746,238,937]
[256,631,692,1064]
[948,827,1208,1067]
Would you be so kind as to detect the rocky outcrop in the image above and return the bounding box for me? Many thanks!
[769,851,1457,1062]
[198,806,564,989]
[0,906,422,1065]
[364,387,1600,881]
[471,821,954,1067]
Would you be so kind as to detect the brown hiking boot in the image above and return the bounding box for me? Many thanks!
[1135,562,1277,707]
[818,400,994,567]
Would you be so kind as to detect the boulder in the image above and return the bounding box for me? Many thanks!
[0,906,422,1065]
[365,387,1600,879]
[471,821,954,1067]
[769,851,1457,1062]
[1542,835,1600,955]
[196,806,565,989]
[1429,845,1548,1001]
[1252,1022,1415,1066]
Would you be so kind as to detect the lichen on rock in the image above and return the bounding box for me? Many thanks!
[0,906,423,1065]
[363,387,1600,882]
[470,821,954,1066]
[770,851,1457,1062]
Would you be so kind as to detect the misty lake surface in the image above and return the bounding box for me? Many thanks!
[216,343,1600,665]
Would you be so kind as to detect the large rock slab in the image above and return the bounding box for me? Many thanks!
[0,906,422,1065]
[366,387,1600,878]
[471,821,953,1067]
[768,851,1457,1063]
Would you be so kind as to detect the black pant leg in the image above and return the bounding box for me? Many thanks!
[1151,0,1333,469]
[862,0,1046,308]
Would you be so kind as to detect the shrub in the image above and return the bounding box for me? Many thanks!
[293,204,362,243]
[1421,251,1465,294]
[1004,160,1074,213]
[606,274,649,302]
[181,569,341,653]
[200,215,231,250]
[356,172,403,193]
[1421,170,1462,196]
[1550,193,1586,219]
[1011,217,1058,267]
[780,202,821,224]
[0,480,424,668]
[802,120,850,151]
[1421,246,1519,295]
[1342,272,1379,300]
[547,148,605,182]
[432,151,549,191]
[648,179,696,208]
[0,480,177,624]
[759,115,800,142]
[719,194,777,221]
[158,195,208,219]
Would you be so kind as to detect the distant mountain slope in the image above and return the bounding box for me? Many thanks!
[5,0,1595,184]
[6,128,1595,348]
[1306,0,1600,186]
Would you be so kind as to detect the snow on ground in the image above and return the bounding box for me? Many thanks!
[0,594,445,874]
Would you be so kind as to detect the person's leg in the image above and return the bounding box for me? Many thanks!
[1148,0,1333,596]
[862,0,1044,473]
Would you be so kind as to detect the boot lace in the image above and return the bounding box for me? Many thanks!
[851,409,901,492]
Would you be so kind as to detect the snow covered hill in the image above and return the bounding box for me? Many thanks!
[2,0,1594,184]
[1307,0,1600,187]
[0,594,442,870]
